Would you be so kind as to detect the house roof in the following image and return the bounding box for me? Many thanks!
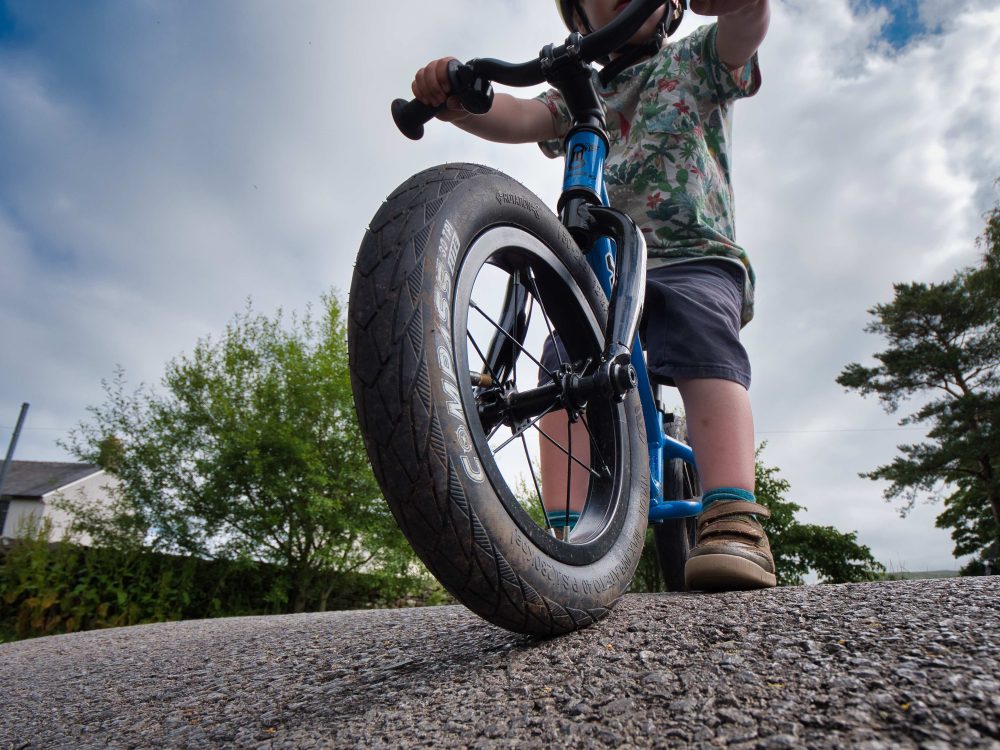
[0,461,103,500]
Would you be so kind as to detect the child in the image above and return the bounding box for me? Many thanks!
[411,0,775,591]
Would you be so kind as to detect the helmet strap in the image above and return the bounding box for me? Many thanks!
[598,17,667,86]
[570,0,595,35]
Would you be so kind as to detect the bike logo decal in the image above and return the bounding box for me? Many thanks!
[434,219,485,484]
[566,142,599,176]
[495,191,540,220]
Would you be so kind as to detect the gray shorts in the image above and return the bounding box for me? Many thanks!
[539,260,751,390]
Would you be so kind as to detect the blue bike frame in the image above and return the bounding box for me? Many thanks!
[562,128,702,523]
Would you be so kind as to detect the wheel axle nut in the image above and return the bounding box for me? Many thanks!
[610,362,637,398]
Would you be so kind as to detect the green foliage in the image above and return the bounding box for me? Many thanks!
[61,292,425,613]
[0,519,199,639]
[513,470,548,528]
[632,527,666,592]
[0,520,449,641]
[837,202,1000,566]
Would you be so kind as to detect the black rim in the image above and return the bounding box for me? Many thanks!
[452,225,631,566]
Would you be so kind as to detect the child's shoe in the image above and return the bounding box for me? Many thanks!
[685,492,777,591]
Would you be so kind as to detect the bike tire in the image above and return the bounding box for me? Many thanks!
[653,420,700,592]
[349,163,648,635]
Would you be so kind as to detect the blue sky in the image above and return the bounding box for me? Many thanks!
[0,2,15,39]
[856,0,931,47]
[2,0,999,575]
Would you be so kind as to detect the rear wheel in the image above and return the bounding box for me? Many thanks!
[349,164,648,635]
[654,417,700,591]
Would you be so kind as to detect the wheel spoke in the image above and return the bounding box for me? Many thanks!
[564,415,573,532]
[525,270,565,377]
[467,329,501,384]
[489,402,559,455]
[533,417,603,480]
[470,300,554,381]
[520,434,550,531]
[578,412,611,477]
[511,293,532,391]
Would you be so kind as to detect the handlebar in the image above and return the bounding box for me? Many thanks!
[392,0,668,140]
[578,0,669,62]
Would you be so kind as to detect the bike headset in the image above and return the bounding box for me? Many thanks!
[555,0,686,85]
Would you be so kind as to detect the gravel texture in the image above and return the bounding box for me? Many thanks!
[1,576,998,749]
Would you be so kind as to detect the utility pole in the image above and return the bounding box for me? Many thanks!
[0,402,30,499]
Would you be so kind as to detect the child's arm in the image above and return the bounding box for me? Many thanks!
[411,57,557,144]
[690,0,770,69]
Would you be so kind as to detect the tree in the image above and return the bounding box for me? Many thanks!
[753,447,884,586]
[837,203,1000,571]
[63,294,418,612]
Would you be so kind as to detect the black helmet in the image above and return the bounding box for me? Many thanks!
[555,0,686,39]
[555,1,687,84]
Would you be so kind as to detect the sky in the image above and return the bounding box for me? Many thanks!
[2,0,999,575]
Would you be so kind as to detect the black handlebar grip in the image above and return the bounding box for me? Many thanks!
[391,98,443,141]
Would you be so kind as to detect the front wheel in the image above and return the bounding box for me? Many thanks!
[349,164,648,635]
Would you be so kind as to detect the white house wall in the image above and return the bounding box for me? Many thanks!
[42,471,118,546]
[1,471,117,546]
[2,499,46,538]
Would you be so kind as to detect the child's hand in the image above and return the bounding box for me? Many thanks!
[689,0,765,16]
[412,57,470,123]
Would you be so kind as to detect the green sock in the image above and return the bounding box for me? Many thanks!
[701,487,755,510]
[546,510,580,530]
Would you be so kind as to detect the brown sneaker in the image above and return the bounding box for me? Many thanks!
[685,500,777,591]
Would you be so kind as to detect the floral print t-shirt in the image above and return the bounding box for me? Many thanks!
[536,23,761,325]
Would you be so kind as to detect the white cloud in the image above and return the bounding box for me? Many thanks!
[2,0,997,572]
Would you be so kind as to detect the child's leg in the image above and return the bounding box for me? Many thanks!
[676,377,776,590]
[674,377,755,492]
[538,412,590,535]
[535,331,591,534]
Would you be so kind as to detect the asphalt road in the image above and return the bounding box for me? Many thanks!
[1,577,998,749]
